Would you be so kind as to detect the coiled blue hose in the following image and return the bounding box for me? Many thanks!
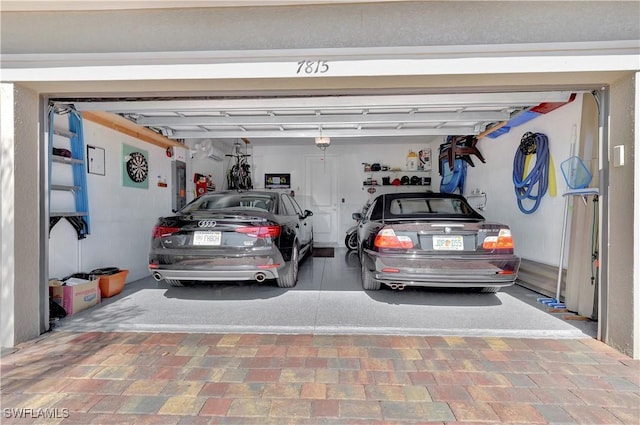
[440,158,467,194]
[512,132,549,214]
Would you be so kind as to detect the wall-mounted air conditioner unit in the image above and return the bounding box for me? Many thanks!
[192,139,224,161]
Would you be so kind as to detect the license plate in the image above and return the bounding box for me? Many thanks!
[433,235,464,251]
[193,231,221,246]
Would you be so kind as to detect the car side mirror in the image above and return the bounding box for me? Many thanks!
[352,212,363,221]
[303,209,313,218]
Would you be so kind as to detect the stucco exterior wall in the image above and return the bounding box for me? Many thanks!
[1,84,16,348]
[2,2,639,54]
[607,74,637,357]
[0,1,638,355]
[2,85,42,346]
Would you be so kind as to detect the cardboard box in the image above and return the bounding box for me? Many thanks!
[50,278,101,315]
[98,270,128,298]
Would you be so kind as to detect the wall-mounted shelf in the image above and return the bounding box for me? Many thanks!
[465,192,487,210]
[362,162,432,190]
[364,169,431,173]
[362,184,431,188]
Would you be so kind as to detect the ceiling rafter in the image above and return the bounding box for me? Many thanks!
[133,111,511,127]
[170,128,478,139]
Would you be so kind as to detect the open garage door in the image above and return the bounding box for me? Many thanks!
[69,91,576,140]
[50,89,599,309]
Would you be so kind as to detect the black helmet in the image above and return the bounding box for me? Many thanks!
[410,175,421,185]
[401,175,410,185]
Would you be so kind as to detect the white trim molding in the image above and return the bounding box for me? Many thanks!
[2,41,639,83]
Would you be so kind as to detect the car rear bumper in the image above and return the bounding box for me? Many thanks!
[366,250,520,287]
[148,248,285,282]
[150,267,281,282]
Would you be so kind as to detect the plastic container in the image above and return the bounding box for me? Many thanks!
[91,268,128,298]
[560,156,592,189]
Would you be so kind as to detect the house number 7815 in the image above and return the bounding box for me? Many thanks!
[296,60,329,74]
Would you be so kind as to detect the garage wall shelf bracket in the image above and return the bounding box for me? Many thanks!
[48,106,91,239]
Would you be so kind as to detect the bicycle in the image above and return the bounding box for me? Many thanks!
[226,145,253,190]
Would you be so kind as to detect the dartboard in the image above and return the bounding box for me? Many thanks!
[126,152,148,183]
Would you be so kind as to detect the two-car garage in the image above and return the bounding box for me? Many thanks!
[1,1,638,358]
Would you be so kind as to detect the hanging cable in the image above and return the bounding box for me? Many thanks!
[512,132,550,214]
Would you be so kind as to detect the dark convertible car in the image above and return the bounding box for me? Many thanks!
[356,192,520,292]
[149,190,313,288]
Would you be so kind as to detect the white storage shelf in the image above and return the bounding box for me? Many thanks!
[363,169,432,188]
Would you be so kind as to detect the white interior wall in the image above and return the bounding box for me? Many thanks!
[48,119,179,282]
[464,94,584,266]
[185,139,233,204]
[251,141,439,238]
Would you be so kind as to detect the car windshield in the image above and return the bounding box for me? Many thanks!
[182,193,274,213]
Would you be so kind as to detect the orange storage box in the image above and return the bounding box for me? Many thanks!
[98,270,128,298]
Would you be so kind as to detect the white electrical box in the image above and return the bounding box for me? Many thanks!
[613,145,625,167]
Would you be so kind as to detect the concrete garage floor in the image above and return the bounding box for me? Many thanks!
[54,247,596,339]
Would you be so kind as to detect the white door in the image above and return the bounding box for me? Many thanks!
[305,155,338,244]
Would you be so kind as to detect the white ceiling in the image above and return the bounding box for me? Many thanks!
[69,90,576,146]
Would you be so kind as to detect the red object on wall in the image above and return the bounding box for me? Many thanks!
[196,181,207,196]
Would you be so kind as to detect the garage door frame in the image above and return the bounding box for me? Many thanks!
[1,42,638,357]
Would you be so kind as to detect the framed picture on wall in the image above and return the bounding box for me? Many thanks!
[265,173,291,189]
[87,145,105,176]
[122,144,149,189]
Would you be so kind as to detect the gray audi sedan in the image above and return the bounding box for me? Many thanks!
[149,190,313,288]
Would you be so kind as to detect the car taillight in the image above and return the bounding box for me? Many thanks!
[374,228,414,249]
[236,225,281,239]
[483,228,514,250]
[153,225,180,238]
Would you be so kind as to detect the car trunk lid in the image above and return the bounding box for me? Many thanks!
[375,221,513,254]
[153,210,280,250]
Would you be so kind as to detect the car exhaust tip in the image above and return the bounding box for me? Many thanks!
[389,284,398,290]
[254,273,267,283]
[152,272,163,281]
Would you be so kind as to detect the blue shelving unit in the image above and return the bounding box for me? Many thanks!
[48,106,91,239]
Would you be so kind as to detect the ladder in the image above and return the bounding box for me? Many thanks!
[48,105,91,239]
